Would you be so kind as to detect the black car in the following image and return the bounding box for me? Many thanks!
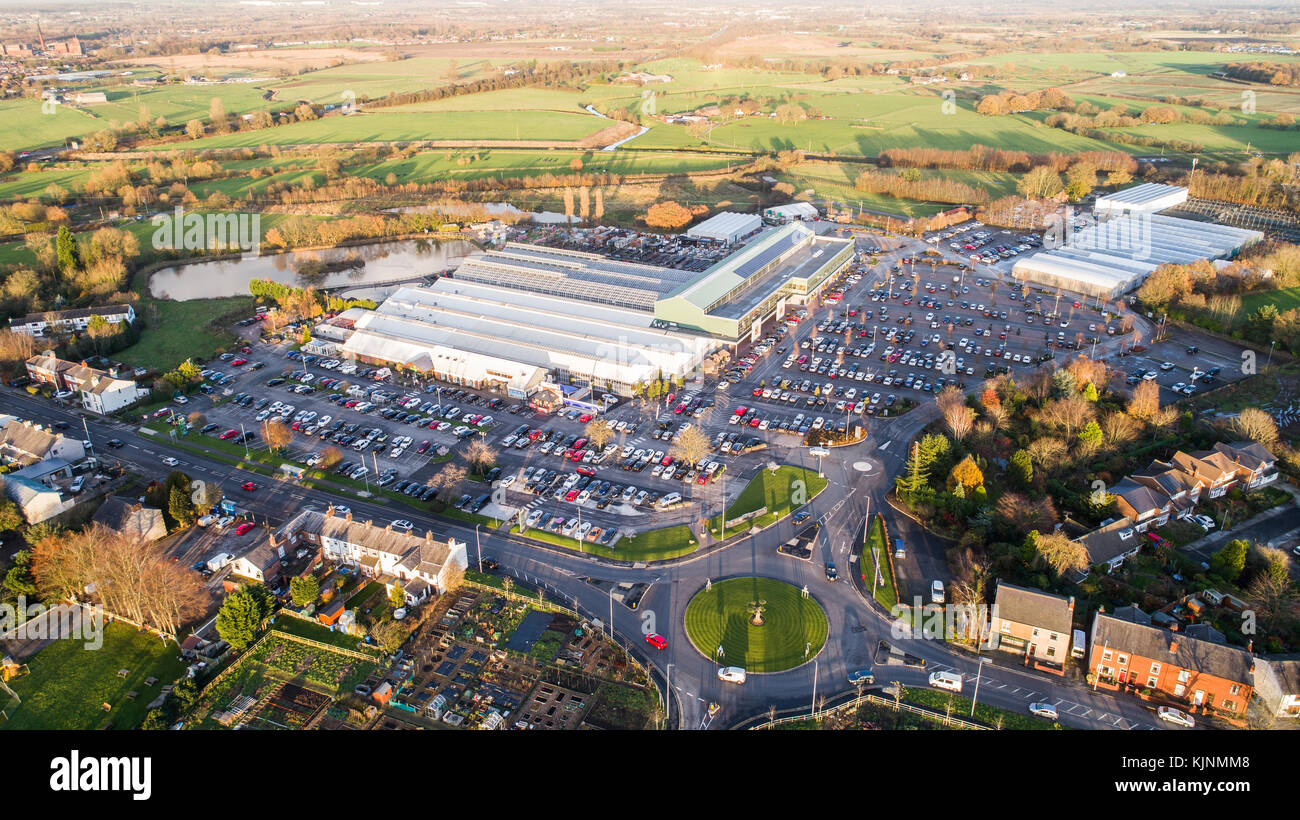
[6,376,30,388]
[200,423,220,434]
[105,438,124,448]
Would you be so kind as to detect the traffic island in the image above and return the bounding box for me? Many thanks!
[683,577,828,673]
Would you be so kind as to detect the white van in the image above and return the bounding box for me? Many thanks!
[928,670,963,692]
[717,667,747,685]
[1071,629,1087,659]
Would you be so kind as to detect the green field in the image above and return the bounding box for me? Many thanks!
[2,621,188,730]
[0,82,281,152]
[158,108,611,149]
[683,577,828,673]
[268,56,493,104]
[120,294,255,370]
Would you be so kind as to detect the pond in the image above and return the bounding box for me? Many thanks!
[147,237,478,301]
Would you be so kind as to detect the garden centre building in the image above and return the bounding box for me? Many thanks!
[335,222,854,398]
[1011,185,1263,301]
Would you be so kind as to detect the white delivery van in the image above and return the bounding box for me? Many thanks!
[928,670,963,692]
[1072,629,1087,659]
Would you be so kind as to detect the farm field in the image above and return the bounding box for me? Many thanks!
[2,621,188,730]
[348,147,743,185]
[143,108,612,149]
[267,56,494,104]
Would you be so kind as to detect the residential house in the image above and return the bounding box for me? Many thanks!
[1072,516,1142,579]
[276,508,467,601]
[24,354,147,414]
[9,304,136,337]
[92,496,168,542]
[990,581,1075,671]
[1111,476,1172,532]
[23,352,75,389]
[228,537,282,585]
[1252,656,1300,719]
[1171,449,1238,499]
[1211,441,1278,489]
[1089,608,1255,718]
[0,475,74,523]
[1130,459,1203,521]
[0,418,85,467]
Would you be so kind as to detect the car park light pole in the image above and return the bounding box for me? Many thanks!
[474,524,482,573]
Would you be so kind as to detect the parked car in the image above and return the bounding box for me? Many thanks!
[1156,706,1195,728]
[1029,702,1059,720]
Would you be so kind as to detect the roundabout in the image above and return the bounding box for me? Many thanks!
[683,577,829,673]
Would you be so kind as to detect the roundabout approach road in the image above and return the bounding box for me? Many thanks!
[0,387,1161,732]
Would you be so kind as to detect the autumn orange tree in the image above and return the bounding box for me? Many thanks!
[642,200,694,230]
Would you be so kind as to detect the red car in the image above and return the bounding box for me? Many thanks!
[751,387,763,397]
[240,481,258,491]
[152,408,172,418]
[219,429,239,440]
[576,466,596,476]
[748,417,761,427]
[645,633,667,650]
[234,522,256,536]
[416,440,431,454]
[231,358,247,366]
[564,489,580,502]
[241,346,252,354]
[578,413,592,423]
[734,405,748,416]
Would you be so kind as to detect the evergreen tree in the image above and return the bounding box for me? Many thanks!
[55,225,81,274]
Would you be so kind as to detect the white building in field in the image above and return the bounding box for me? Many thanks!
[9,304,136,337]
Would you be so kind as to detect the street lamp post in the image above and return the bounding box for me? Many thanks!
[665,663,674,729]
[811,658,819,719]
[970,657,990,717]
[1267,341,1276,369]
[474,524,482,573]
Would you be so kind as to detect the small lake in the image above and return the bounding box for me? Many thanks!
[147,237,478,301]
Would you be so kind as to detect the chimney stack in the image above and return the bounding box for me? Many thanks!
[325,504,334,518]
[1067,596,1075,612]
[345,510,353,522]
[1169,639,1180,654]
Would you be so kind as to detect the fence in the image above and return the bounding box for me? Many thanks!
[749,692,989,730]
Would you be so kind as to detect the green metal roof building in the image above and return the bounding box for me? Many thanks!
[653,223,854,341]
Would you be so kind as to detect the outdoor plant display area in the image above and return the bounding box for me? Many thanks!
[684,577,828,673]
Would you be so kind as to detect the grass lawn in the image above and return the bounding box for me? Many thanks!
[865,514,897,610]
[3,621,188,730]
[270,616,381,655]
[904,686,1061,730]
[683,576,828,673]
[516,522,698,562]
[709,464,827,534]
[120,295,254,371]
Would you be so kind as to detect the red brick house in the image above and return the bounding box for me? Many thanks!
[1089,607,1254,719]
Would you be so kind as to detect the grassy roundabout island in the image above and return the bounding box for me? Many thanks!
[683,577,829,673]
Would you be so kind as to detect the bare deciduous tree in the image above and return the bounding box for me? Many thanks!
[1233,407,1279,446]
[1032,529,1088,576]
[670,426,711,467]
